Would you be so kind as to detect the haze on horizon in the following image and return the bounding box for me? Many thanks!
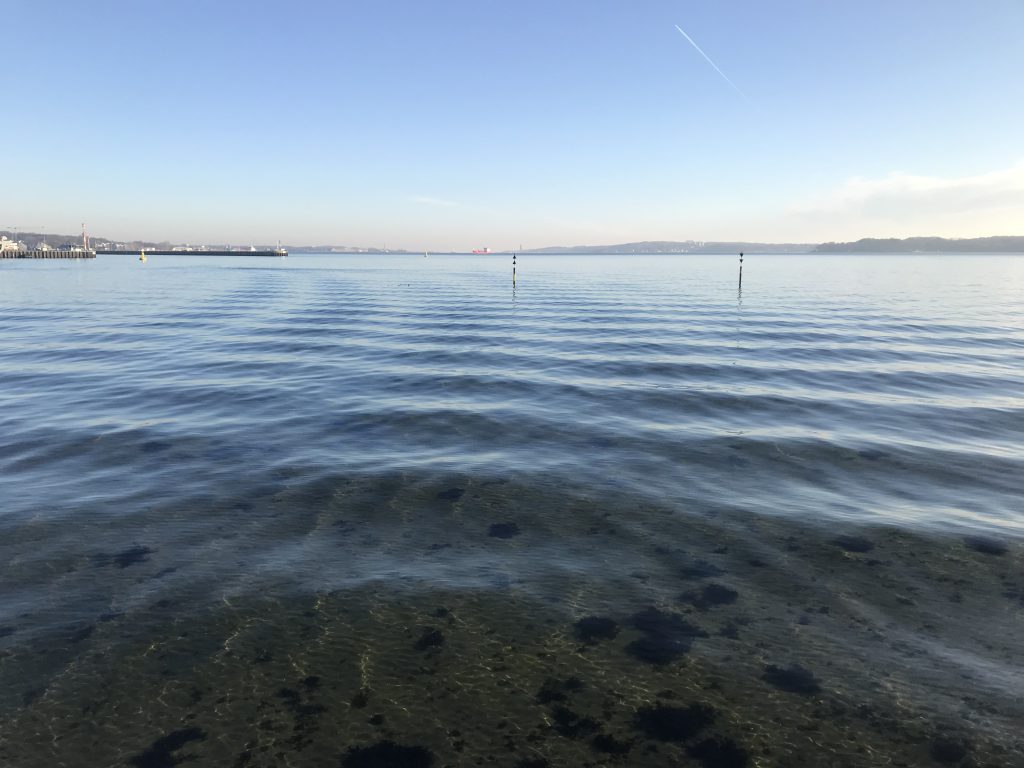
[3,0,1022,251]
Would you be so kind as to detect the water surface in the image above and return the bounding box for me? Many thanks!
[1,253,1022,767]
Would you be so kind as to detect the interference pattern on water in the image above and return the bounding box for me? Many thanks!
[0,254,1022,767]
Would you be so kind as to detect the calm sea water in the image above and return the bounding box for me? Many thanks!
[1,253,1022,767]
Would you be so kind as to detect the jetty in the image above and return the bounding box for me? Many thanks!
[1,249,95,259]
[1,225,98,259]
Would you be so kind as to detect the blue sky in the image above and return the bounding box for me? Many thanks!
[3,0,1023,248]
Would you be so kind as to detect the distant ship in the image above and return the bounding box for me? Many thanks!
[472,247,492,254]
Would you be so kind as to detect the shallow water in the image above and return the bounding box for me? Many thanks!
[0,253,1022,767]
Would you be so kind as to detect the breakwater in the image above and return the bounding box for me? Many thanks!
[95,249,287,257]
[1,249,96,259]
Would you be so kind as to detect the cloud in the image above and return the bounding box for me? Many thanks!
[410,195,461,208]
[784,161,1024,239]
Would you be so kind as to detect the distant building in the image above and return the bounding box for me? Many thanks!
[0,236,24,253]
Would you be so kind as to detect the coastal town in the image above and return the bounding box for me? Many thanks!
[1,234,92,255]
[0,228,287,258]
[1,230,97,259]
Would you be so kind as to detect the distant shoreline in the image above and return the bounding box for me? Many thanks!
[520,236,1024,255]
[281,250,1024,256]
[6,233,1024,257]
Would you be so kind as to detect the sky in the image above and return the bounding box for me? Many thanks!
[3,0,1023,249]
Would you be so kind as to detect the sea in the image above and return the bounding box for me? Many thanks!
[0,253,1022,768]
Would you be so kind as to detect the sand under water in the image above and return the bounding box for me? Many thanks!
[1,473,1021,768]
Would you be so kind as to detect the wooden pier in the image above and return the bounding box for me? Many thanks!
[1,249,96,259]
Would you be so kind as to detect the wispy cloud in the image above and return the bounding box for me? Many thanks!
[783,161,1024,238]
[410,195,461,208]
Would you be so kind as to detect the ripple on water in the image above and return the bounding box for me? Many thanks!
[0,254,1023,765]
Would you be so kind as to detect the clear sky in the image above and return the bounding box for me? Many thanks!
[4,0,1023,249]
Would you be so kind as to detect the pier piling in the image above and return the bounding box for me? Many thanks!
[1,249,96,259]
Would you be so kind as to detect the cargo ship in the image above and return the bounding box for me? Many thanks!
[472,247,493,254]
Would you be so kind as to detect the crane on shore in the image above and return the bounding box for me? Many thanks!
[2,225,45,243]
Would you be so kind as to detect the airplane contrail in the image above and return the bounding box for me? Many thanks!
[674,24,747,101]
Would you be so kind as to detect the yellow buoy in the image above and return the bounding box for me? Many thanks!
[140,250,146,262]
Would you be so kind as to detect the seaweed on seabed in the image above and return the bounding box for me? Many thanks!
[129,728,207,768]
[342,741,435,768]
[93,545,154,568]
[679,559,725,579]
[687,736,750,768]
[679,583,739,611]
[633,702,716,741]
[591,733,633,754]
[414,628,445,651]
[626,607,707,664]
[549,705,600,738]
[535,676,585,704]
[572,616,619,644]
[929,735,970,764]
[761,664,822,695]
[488,522,521,538]
[964,536,1008,556]
[831,535,874,553]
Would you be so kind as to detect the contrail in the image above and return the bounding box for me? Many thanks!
[674,24,747,101]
